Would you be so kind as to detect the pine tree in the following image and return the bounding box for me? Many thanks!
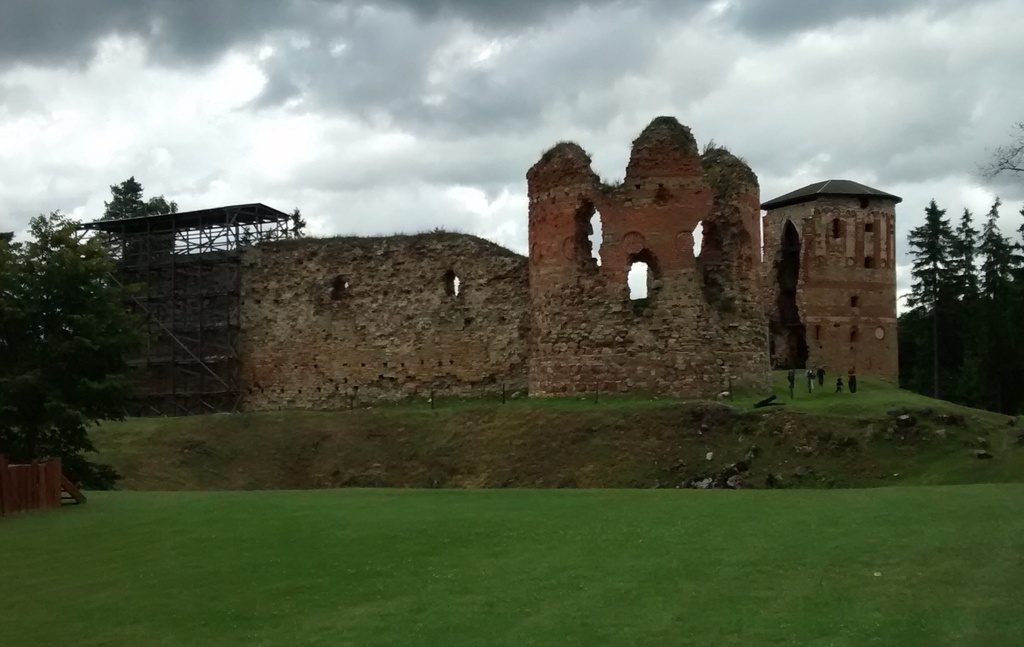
[976,199,1021,412]
[102,177,177,220]
[950,208,979,300]
[945,208,981,403]
[102,176,146,220]
[905,199,955,398]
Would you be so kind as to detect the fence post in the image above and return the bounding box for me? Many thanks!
[30,459,40,511]
[0,455,8,517]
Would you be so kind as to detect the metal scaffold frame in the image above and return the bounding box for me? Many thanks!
[80,204,295,416]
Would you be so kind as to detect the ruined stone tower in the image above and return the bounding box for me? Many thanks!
[762,180,901,381]
[526,116,770,398]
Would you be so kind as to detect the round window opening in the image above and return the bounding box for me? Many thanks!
[875,327,885,340]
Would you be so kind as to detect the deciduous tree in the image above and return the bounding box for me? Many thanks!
[0,212,141,487]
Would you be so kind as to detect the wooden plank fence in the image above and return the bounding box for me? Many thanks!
[0,456,84,517]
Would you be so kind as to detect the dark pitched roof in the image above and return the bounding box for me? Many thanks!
[79,203,291,234]
[761,180,902,210]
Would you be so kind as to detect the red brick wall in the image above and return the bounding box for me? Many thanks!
[526,117,771,397]
[763,196,899,381]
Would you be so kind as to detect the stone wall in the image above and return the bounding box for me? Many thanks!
[526,116,771,398]
[763,196,899,381]
[239,233,529,409]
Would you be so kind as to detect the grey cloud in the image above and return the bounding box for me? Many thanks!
[2,0,964,72]
[0,0,695,69]
[254,4,668,141]
[723,0,970,37]
[0,0,299,68]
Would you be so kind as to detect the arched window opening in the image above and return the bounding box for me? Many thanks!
[775,220,808,368]
[864,255,875,269]
[692,221,704,258]
[850,328,859,344]
[574,201,603,267]
[444,269,461,297]
[330,275,349,300]
[627,249,660,310]
[831,218,842,239]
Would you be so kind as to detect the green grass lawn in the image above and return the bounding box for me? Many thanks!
[91,370,1023,491]
[735,372,1014,422]
[4,487,1024,646]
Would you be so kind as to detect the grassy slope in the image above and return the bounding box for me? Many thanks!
[3,486,1024,646]
[91,373,1024,491]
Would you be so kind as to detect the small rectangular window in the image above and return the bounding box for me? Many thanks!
[865,222,874,233]
[864,256,875,269]
[850,296,859,308]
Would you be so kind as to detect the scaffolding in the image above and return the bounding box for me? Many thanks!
[80,204,295,416]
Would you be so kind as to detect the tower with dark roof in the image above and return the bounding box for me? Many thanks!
[761,179,902,381]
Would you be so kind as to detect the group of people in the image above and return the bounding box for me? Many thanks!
[787,366,857,397]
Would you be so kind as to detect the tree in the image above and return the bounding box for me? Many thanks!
[981,122,1024,183]
[905,199,955,398]
[102,176,178,220]
[975,199,1022,412]
[0,212,141,487]
[290,207,307,238]
[950,208,979,300]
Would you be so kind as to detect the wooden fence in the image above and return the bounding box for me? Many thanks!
[0,456,86,517]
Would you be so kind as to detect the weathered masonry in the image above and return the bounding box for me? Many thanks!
[239,233,529,409]
[761,180,901,381]
[83,117,902,414]
[527,117,770,397]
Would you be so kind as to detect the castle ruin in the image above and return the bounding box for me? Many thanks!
[82,117,900,415]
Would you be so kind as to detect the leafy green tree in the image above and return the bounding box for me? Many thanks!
[102,176,177,220]
[905,199,955,398]
[0,212,141,487]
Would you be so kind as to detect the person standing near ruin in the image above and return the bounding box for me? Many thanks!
[817,366,825,387]
[787,368,796,398]
[848,367,857,394]
[835,375,844,393]
[806,368,814,393]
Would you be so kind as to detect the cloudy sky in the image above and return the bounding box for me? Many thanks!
[1,0,1022,300]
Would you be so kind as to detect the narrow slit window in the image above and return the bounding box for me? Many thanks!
[850,296,859,308]
[831,218,841,239]
[444,270,460,297]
